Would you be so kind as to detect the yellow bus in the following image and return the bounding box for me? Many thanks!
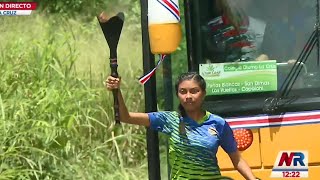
[189,1,320,179]
[140,0,320,179]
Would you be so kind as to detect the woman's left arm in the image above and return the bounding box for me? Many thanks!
[228,150,256,180]
[219,118,258,180]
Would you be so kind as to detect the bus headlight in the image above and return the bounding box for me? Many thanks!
[233,128,253,151]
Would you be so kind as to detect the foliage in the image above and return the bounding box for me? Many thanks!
[0,15,148,179]
[0,0,188,178]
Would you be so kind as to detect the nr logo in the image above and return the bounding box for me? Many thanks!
[271,151,308,178]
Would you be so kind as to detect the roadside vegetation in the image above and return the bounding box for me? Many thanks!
[0,0,187,179]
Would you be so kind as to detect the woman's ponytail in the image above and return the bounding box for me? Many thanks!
[178,104,186,136]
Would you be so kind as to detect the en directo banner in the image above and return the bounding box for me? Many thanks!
[0,2,37,16]
[199,60,278,95]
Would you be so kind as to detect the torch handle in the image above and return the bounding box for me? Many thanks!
[110,58,120,125]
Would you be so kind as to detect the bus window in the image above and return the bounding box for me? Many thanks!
[202,0,267,63]
[187,0,320,117]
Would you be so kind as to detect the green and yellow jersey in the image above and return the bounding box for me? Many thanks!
[148,111,237,179]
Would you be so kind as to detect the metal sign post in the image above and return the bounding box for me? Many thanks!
[140,0,161,179]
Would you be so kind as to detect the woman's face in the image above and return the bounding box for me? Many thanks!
[177,80,206,112]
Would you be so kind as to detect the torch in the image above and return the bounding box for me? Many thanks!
[97,12,124,124]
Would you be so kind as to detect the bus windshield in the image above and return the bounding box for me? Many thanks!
[187,0,320,117]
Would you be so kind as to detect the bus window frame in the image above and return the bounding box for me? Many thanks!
[185,0,320,117]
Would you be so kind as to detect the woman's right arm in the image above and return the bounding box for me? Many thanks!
[106,76,150,126]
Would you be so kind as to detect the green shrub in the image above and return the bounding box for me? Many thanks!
[0,15,147,179]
